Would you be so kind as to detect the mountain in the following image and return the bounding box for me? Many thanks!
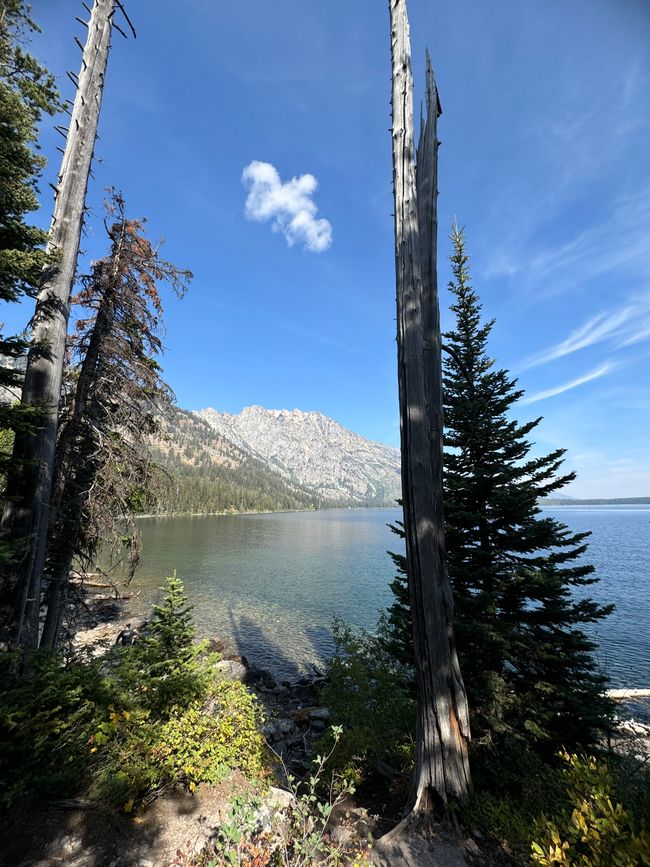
[196,405,401,505]
[149,408,349,515]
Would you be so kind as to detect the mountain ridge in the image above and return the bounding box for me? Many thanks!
[195,404,401,505]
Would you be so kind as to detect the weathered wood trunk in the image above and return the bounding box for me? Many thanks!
[40,278,118,651]
[0,0,116,649]
[388,0,471,819]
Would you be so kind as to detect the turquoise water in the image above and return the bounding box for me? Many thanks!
[133,506,649,686]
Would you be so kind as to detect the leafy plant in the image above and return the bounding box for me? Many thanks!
[319,619,415,786]
[531,753,650,866]
[185,726,373,866]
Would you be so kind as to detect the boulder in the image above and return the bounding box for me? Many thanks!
[246,666,277,689]
[309,707,330,722]
[215,659,247,682]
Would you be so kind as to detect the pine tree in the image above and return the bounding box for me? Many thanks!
[146,574,195,670]
[0,0,58,499]
[385,224,613,756]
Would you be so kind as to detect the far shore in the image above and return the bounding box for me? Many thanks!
[133,504,400,520]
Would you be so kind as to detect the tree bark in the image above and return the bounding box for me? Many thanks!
[40,276,117,651]
[387,0,471,822]
[0,0,116,649]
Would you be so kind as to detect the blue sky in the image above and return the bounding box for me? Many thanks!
[8,0,650,496]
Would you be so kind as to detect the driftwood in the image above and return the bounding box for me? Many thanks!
[1,1,118,649]
[608,688,650,700]
[387,0,471,830]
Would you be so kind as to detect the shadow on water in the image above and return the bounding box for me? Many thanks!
[227,611,335,681]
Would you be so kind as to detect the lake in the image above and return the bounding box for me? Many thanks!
[132,506,649,688]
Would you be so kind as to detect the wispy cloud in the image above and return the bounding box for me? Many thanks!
[520,296,650,370]
[487,187,650,296]
[242,160,332,253]
[521,362,616,405]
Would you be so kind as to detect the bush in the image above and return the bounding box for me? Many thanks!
[0,648,117,806]
[0,576,266,810]
[319,619,415,785]
[90,679,265,809]
[531,753,650,866]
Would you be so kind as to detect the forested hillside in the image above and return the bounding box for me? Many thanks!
[148,408,348,514]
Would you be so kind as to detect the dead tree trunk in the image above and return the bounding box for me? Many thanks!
[387,0,471,823]
[0,0,117,650]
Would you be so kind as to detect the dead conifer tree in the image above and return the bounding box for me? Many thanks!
[40,192,190,650]
[0,0,135,649]
[387,0,472,824]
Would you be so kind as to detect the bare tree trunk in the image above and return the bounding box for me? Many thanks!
[40,281,117,651]
[0,0,116,650]
[387,0,471,826]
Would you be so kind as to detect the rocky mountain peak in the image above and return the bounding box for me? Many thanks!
[196,405,400,504]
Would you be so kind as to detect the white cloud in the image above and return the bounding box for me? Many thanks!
[519,298,650,370]
[242,160,332,253]
[521,362,616,405]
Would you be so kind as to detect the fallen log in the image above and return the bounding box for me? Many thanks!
[607,688,650,700]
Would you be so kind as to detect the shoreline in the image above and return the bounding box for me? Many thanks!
[133,504,400,520]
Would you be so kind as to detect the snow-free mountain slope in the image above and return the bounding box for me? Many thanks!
[197,405,401,504]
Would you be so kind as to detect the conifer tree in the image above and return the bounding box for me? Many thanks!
[0,0,58,507]
[385,224,613,755]
[40,193,191,649]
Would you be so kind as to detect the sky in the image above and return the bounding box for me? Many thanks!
[7,0,650,497]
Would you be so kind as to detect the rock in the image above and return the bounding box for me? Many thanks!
[254,787,297,835]
[309,707,330,722]
[311,719,326,732]
[206,637,227,653]
[291,707,313,724]
[273,739,288,755]
[277,718,294,735]
[262,722,277,739]
[246,666,277,689]
[267,787,296,810]
[330,825,355,848]
[293,685,317,704]
[215,659,247,682]
[463,838,482,857]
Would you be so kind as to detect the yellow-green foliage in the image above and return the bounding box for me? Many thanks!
[155,680,264,789]
[90,678,264,809]
[531,753,650,866]
[0,578,266,810]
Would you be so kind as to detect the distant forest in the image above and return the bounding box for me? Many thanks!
[546,496,650,505]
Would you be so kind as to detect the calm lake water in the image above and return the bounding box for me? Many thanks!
[132,506,649,687]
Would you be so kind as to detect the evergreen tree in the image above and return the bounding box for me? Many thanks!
[0,0,58,496]
[146,574,196,670]
[384,224,613,756]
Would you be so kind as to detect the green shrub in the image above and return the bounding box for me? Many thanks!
[531,753,650,866]
[319,619,415,785]
[90,678,265,809]
[0,576,266,810]
[0,648,116,806]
